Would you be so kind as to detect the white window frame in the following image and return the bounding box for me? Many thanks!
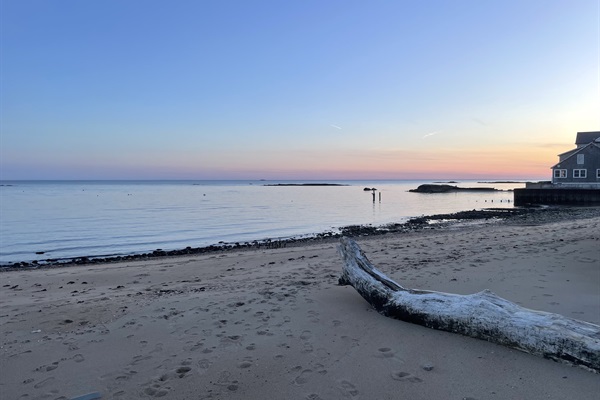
[577,154,584,164]
[554,169,567,178]
[573,169,587,178]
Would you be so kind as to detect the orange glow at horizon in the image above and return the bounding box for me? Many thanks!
[0,135,573,180]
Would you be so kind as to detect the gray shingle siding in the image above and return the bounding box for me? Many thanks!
[575,131,600,147]
[551,143,600,184]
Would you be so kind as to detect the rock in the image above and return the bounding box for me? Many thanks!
[422,363,434,371]
[409,184,498,193]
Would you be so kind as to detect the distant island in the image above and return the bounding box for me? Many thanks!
[409,184,499,193]
[478,181,524,184]
[264,183,349,187]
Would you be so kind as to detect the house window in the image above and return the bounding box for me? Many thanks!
[577,154,584,164]
[554,169,567,178]
[597,169,600,179]
[573,169,587,178]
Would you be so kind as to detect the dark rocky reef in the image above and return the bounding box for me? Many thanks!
[409,184,498,193]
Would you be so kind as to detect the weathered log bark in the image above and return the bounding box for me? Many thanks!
[338,237,600,373]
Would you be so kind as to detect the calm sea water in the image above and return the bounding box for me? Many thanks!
[0,180,526,264]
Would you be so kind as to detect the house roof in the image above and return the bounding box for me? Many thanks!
[557,148,579,157]
[551,142,600,169]
[575,131,600,145]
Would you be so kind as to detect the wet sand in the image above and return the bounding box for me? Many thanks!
[1,210,599,399]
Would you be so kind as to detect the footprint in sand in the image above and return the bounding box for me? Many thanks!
[300,330,313,340]
[391,371,423,383]
[214,370,239,391]
[141,363,191,397]
[307,310,320,323]
[175,366,192,378]
[301,343,314,354]
[115,374,132,383]
[220,334,244,345]
[338,380,359,398]
[293,369,313,385]
[143,384,169,398]
[129,355,152,366]
[313,363,327,375]
[238,358,253,369]
[189,341,204,351]
[33,376,55,389]
[150,343,164,354]
[375,347,394,358]
[575,256,596,263]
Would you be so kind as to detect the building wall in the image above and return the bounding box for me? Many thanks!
[514,188,600,205]
[551,145,600,185]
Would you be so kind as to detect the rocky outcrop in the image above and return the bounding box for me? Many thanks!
[409,184,498,193]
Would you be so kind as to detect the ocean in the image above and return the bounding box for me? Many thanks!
[0,180,525,264]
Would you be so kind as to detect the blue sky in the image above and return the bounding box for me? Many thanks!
[1,0,599,180]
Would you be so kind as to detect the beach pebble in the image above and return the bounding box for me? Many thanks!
[422,363,434,371]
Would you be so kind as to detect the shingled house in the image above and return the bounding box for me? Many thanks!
[550,131,600,187]
[514,131,600,204]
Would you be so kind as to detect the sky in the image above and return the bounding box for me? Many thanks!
[1,0,599,180]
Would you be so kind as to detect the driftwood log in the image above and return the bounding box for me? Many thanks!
[338,237,600,373]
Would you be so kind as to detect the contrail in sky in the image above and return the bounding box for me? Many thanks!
[422,130,441,139]
[330,124,342,130]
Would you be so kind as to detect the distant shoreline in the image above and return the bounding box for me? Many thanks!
[478,181,530,184]
[3,206,599,270]
[263,183,349,187]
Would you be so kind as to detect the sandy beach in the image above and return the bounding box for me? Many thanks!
[1,210,599,400]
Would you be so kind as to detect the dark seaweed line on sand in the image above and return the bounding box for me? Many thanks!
[2,206,599,271]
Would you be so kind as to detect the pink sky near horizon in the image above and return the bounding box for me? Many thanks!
[0,138,573,181]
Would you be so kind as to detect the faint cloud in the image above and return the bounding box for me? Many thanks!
[537,142,572,149]
[422,130,441,139]
[472,118,488,126]
[330,124,342,130]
